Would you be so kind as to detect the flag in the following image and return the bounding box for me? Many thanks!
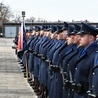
[17,21,27,52]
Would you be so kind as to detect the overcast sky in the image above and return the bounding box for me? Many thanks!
[2,0,98,22]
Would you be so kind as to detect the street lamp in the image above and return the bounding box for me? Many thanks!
[21,11,25,21]
[0,3,3,35]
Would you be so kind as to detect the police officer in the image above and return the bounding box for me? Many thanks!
[30,26,45,93]
[37,25,55,97]
[22,27,38,78]
[49,24,68,98]
[72,22,98,98]
[45,25,60,98]
[26,26,41,88]
[47,22,68,98]
[21,28,34,69]
[54,24,77,98]
[62,24,84,98]
[87,31,98,98]
[13,33,19,54]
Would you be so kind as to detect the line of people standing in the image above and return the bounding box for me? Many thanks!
[13,22,98,98]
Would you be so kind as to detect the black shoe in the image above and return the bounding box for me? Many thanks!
[32,86,36,89]
[28,78,32,82]
[21,67,26,70]
[23,73,27,78]
[17,60,21,62]
[24,75,27,78]
[36,92,41,96]
[20,64,24,67]
[28,80,33,84]
[18,62,23,64]
[28,79,32,83]
[30,83,35,86]
[21,69,26,73]
[34,89,40,93]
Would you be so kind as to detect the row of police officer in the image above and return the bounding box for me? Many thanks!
[15,22,98,98]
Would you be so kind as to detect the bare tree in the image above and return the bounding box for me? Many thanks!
[12,13,22,23]
[30,17,36,22]
[25,17,36,23]
[0,2,13,34]
[0,2,13,22]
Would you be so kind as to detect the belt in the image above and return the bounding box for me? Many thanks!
[37,53,43,58]
[45,59,51,64]
[41,56,46,60]
[71,83,89,93]
[28,49,34,53]
[64,80,73,89]
[63,77,89,92]
[55,66,60,72]
[33,51,37,55]
[50,65,60,73]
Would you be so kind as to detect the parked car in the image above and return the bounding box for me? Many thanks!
[0,33,3,37]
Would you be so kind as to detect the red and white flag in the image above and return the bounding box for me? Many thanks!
[17,21,26,51]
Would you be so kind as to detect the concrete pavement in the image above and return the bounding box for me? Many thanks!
[0,38,37,98]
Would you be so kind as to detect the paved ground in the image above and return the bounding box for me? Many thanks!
[0,38,37,98]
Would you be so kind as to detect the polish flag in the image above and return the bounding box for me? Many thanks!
[17,21,27,51]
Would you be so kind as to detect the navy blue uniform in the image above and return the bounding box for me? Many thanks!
[38,37,54,86]
[22,36,35,70]
[73,42,97,98]
[90,51,98,97]
[62,46,83,98]
[50,44,77,98]
[28,36,39,74]
[49,41,67,98]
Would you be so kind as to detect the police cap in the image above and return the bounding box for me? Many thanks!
[67,25,75,36]
[78,22,98,37]
[71,24,81,35]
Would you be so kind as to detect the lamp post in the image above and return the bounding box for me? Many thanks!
[21,11,25,21]
[0,3,3,36]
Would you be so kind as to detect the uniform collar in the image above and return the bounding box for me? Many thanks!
[85,42,97,54]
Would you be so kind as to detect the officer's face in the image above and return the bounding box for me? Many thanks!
[96,35,98,39]
[26,33,32,37]
[79,34,91,47]
[47,31,50,37]
[32,31,36,36]
[40,30,44,35]
[43,32,47,37]
[51,33,57,39]
[66,35,74,45]
[73,34,81,45]
[31,32,33,36]
[62,32,67,39]
[61,30,68,40]
[57,33,63,40]
[36,31,40,36]
[31,32,34,36]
